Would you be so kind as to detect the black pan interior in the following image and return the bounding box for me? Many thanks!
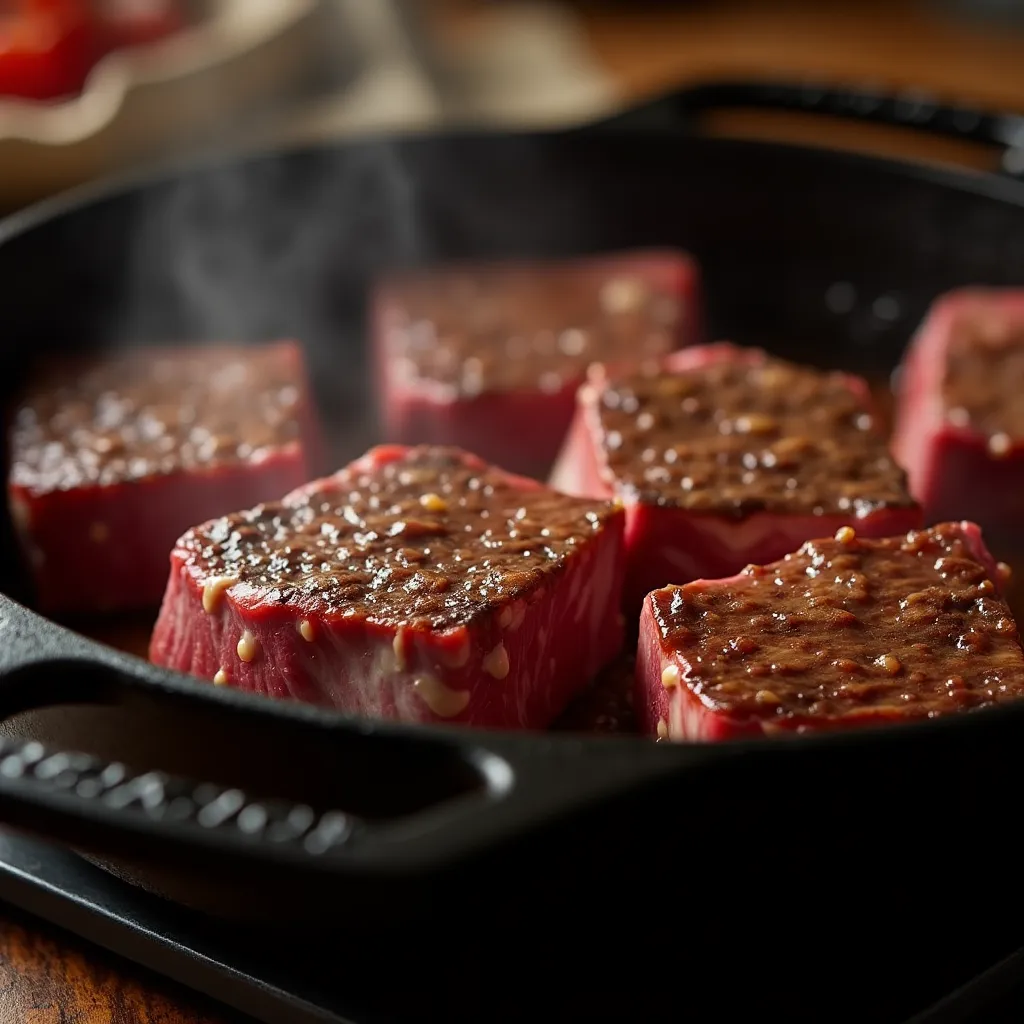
[2,125,1024,810]
[4,129,1024,599]
[4,129,1024,1022]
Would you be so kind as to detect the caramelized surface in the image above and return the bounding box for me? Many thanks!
[650,523,1024,725]
[66,375,1024,738]
[10,345,305,493]
[595,353,915,516]
[943,305,1024,447]
[179,446,620,629]
[380,260,685,396]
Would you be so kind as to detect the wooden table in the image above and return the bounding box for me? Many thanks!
[5,1,1024,1019]
[0,905,246,1023]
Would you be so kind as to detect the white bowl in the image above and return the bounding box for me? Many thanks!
[0,0,339,210]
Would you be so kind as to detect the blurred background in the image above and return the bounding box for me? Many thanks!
[3,0,1024,214]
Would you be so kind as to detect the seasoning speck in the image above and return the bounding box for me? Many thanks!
[735,413,776,435]
[237,630,258,663]
[414,676,470,718]
[656,718,669,740]
[835,526,857,545]
[482,642,510,680]
[876,654,902,676]
[661,664,680,688]
[213,668,227,685]
[988,432,1012,458]
[202,575,237,614]
[601,276,646,314]
[299,619,315,642]
[393,631,408,672]
[420,492,448,513]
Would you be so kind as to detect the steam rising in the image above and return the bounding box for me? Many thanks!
[113,123,603,350]
[119,141,421,341]
[46,120,608,474]
[113,141,426,464]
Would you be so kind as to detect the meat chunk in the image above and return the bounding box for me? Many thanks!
[637,521,1024,741]
[374,250,700,479]
[551,343,923,617]
[892,289,1024,541]
[149,445,626,729]
[7,343,321,615]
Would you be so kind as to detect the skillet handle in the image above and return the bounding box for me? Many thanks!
[0,594,703,881]
[594,79,1024,179]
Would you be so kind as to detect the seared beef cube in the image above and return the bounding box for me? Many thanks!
[637,522,1023,741]
[551,343,923,617]
[149,445,626,730]
[8,342,321,614]
[893,289,1024,539]
[374,250,700,479]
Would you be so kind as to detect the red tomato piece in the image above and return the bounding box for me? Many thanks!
[0,0,99,102]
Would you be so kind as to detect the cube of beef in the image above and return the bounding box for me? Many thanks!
[374,250,700,479]
[892,288,1024,541]
[7,342,321,615]
[637,521,1023,741]
[551,343,923,617]
[149,445,626,730]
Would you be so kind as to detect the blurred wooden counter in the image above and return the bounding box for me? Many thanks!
[435,0,1024,172]
[4,1,1024,1021]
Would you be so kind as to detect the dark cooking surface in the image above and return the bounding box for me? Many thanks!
[649,522,1024,726]
[377,255,688,396]
[595,348,914,514]
[553,650,636,733]
[944,302,1024,445]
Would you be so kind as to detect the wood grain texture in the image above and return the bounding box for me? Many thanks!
[0,906,245,1023]
[6,1,1024,1020]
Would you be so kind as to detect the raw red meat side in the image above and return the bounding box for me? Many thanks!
[149,445,627,730]
[636,521,1023,742]
[892,288,1024,540]
[373,250,701,479]
[7,342,321,615]
[551,343,923,617]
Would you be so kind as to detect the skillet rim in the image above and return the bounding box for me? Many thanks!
[5,119,1024,248]
[3,122,1024,761]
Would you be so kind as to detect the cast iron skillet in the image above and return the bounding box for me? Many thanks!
[3,82,1024,1021]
